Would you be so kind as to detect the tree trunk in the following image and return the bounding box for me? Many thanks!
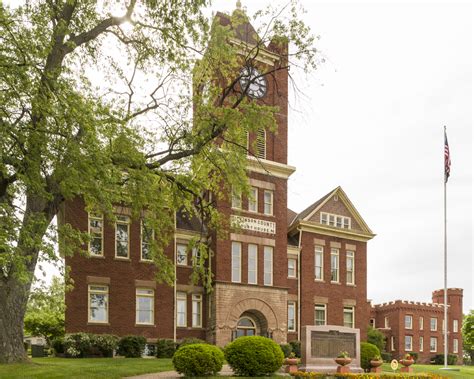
[0,278,30,363]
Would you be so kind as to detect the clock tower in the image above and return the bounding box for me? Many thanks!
[208,5,296,346]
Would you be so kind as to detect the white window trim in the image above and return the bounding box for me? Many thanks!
[420,336,424,352]
[176,243,188,266]
[288,301,296,332]
[136,288,154,325]
[453,338,458,354]
[314,304,327,326]
[391,336,395,351]
[115,215,130,259]
[247,244,258,285]
[405,335,413,351]
[320,212,351,229]
[88,213,104,257]
[140,220,154,262]
[231,242,242,283]
[88,284,108,323]
[192,294,202,328]
[343,306,355,328]
[248,187,258,213]
[405,315,413,330]
[288,258,297,278]
[330,248,339,283]
[430,317,437,331]
[430,337,438,352]
[385,317,389,328]
[420,316,424,330]
[453,319,458,333]
[263,190,273,216]
[346,251,355,285]
[176,292,187,327]
[315,246,324,281]
[264,246,273,286]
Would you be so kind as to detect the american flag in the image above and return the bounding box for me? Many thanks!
[444,129,451,183]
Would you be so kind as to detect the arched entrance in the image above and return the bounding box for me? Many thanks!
[236,316,256,337]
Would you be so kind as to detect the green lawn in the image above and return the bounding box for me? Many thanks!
[381,363,474,378]
[0,357,173,379]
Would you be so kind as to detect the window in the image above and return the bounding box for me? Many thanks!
[453,319,458,333]
[420,316,424,330]
[88,213,103,256]
[248,244,257,284]
[176,292,187,327]
[314,304,326,326]
[191,246,201,266]
[263,190,273,215]
[264,246,273,286]
[369,318,375,328]
[343,306,354,328]
[442,319,445,332]
[176,243,188,266]
[256,128,266,159]
[343,218,350,228]
[453,338,458,354]
[329,214,335,226]
[346,251,355,284]
[430,337,437,352]
[231,242,242,283]
[391,336,395,351]
[232,188,242,209]
[192,294,202,328]
[405,335,413,351]
[321,213,328,224]
[330,248,339,282]
[420,336,424,351]
[288,258,297,278]
[141,220,154,261]
[288,302,296,332]
[385,317,389,328]
[405,315,413,329]
[320,212,350,229]
[430,317,437,331]
[115,215,130,258]
[248,187,258,212]
[136,288,154,325]
[315,246,324,281]
[336,216,342,228]
[88,285,108,323]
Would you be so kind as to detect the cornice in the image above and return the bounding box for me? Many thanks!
[295,220,376,242]
[247,156,296,179]
[229,37,281,66]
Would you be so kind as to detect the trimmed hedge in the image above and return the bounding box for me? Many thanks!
[432,354,458,365]
[156,338,177,358]
[225,336,284,376]
[64,333,92,357]
[92,334,119,357]
[360,342,380,372]
[117,335,147,358]
[173,343,224,376]
[177,337,207,349]
[280,343,292,358]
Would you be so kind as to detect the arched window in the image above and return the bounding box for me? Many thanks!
[236,316,256,337]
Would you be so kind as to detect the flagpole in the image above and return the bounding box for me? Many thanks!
[443,125,448,370]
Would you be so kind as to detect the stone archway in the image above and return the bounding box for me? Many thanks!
[226,297,278,331]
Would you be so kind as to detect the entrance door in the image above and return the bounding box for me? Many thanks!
[236,317,256,337]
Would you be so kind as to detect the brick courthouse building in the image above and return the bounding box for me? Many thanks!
[62,6,463,362]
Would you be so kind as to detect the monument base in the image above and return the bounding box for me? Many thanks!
[401,366,413,373]
[371,367,382,373]
[300,365,364,373]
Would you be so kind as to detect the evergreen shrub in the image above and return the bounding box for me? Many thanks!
[172,343,224,376]
[156,338,177,358]
[117,335,147,358]
[360,342,380,372]
[280,343,292,358]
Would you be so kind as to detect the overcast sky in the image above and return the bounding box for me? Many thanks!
[215,0,473,312]
[32,1,472,313]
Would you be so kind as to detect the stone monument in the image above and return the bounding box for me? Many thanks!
[301,325,363,373]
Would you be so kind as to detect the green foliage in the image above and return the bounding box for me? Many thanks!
[63,333,93,358]
[117,335,147,358]
[407,352,418,362]
[177,337,207,349]
[367,326,386,353]
[289,340,302,358]
[52,337,65,355]
[360,342,381,372]
[380,351,392,362]
[431,354,458,365]
[156,339,177,358]
[91,334,119,358]
[280,343,292,358]
[463,310,474,363]
[224,336,284,376]
[172,343,224,376]
[23,276,65,345]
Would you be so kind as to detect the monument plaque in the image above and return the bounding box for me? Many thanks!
[301,325,363,373]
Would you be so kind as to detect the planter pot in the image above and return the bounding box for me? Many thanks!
[284,358,299,373]
[400,359,414,367]
[335,357,352,366]
[370,359,383,368]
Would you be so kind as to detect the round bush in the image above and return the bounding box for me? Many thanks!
[360,342,381,372]
[173,343,224,376]
[117,335,147,358]
[156,338,177,358]
[177,337,207,349]
[225,336,284,376]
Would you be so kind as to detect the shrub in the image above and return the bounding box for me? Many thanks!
[52,337,65,354]
[432,353,458,365]
[367,326,386,353]
[406,351,418,362]
[92,334,119,357]
[280,343,292,358]
[173,343,224,376]
[177,337,207,349]
[289,340,301,358]
[63,333,93,357]
[380,351,391,362]
[156,339,177,358]
[360,342,380,372]
[117,335,147,358]
[225,336,284,376]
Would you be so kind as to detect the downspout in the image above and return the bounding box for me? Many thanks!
[173,213,177,343]
[297,226,302,341]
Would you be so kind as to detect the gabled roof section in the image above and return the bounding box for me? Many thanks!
[289,186,375,239]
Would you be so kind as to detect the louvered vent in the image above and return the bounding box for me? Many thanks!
[256,128,266,159]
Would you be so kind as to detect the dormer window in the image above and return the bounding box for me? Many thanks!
[320,212,351,229]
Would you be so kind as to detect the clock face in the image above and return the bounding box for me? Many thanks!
[239,66,267,99]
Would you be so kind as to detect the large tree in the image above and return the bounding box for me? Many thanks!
[0,0,317,363]
[463,310,474,364]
